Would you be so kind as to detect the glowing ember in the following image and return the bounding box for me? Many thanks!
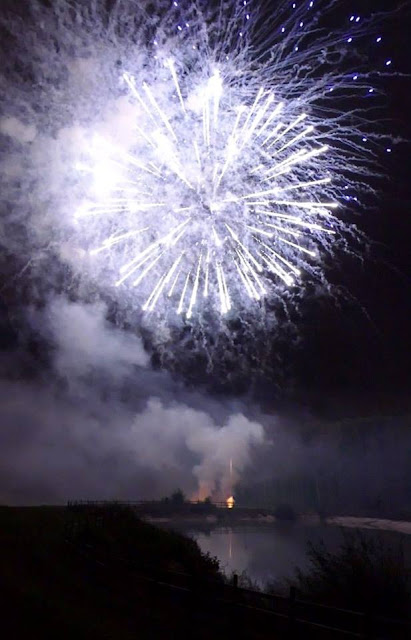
[226,495,235,509]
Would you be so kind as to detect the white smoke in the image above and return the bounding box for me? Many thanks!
[0,297,265,503]
[46,298,149,381]
[128,397,264,499]
[0,116,37,144]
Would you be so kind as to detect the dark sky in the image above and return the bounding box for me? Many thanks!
[292,3,411,415]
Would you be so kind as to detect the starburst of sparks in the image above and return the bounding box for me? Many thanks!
[80,61,338,318]
[41,0,394,324]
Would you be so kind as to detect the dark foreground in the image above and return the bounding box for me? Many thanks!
[0,505,282,639]
[0,505,409,639]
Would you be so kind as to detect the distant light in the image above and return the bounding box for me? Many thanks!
[386,60,392,66]
[309,1,314,7]
[356,17,361,23]
[292,3,296,8]
[239,31,243,37]
[226,496,235,509]
[376,37,382,43]
[353,75,358,80]
[386,148,392,153]
[300,21,304,27]
[350,16,354,22]
[368,88,374,93]
[173,1,178,6]
[185,23,190,28]
[246,14,250,20]
[347,37,353,43]
[295,46,299,51]
[362,137,367,142]
[177,25,182,31]
[281,27,285,33]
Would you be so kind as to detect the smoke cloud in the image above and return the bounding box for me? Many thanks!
[45,298,149,381]
[0,297,265,504]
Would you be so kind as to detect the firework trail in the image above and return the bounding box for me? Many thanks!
[0,0,397,331]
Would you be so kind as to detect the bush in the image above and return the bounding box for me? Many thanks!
[70,503,222,580]
[170,489,186,506]
[290,531,410,618]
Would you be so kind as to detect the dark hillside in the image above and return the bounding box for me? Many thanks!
[0,506,271,639]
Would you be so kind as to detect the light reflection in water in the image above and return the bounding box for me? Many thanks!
[190,524,411,586]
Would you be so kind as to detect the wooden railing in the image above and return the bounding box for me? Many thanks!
[68,499,238,509]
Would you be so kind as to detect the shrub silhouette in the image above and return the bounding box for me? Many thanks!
[170,489,186,506]
[71,503,221,579]
[289,531,410,618]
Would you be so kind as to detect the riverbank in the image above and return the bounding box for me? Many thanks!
[326,516,411,535]
[145,512,411,535]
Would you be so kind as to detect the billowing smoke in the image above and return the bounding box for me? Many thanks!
[124,398,264,500]
[44,299,149,382]
[189,412,264,499]
[0,297,265,504]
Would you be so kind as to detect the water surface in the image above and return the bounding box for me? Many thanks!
[186,523,411,586]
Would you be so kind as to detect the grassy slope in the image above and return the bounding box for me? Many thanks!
[0,506,272,639]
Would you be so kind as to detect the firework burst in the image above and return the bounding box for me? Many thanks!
[80,64,336,318]
[0,0,396,330]
[73,0,392,323]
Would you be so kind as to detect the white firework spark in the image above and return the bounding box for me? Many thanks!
[0,0,397,330]
[72,0,393,323]
[82,65,335,317]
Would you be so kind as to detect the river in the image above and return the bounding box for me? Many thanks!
[183,522,411,587]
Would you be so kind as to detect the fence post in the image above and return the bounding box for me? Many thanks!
[189,574,198,611]
[362,611,373,639]
[288,586,296,635]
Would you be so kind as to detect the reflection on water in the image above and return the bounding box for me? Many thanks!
[188,524,410,586]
